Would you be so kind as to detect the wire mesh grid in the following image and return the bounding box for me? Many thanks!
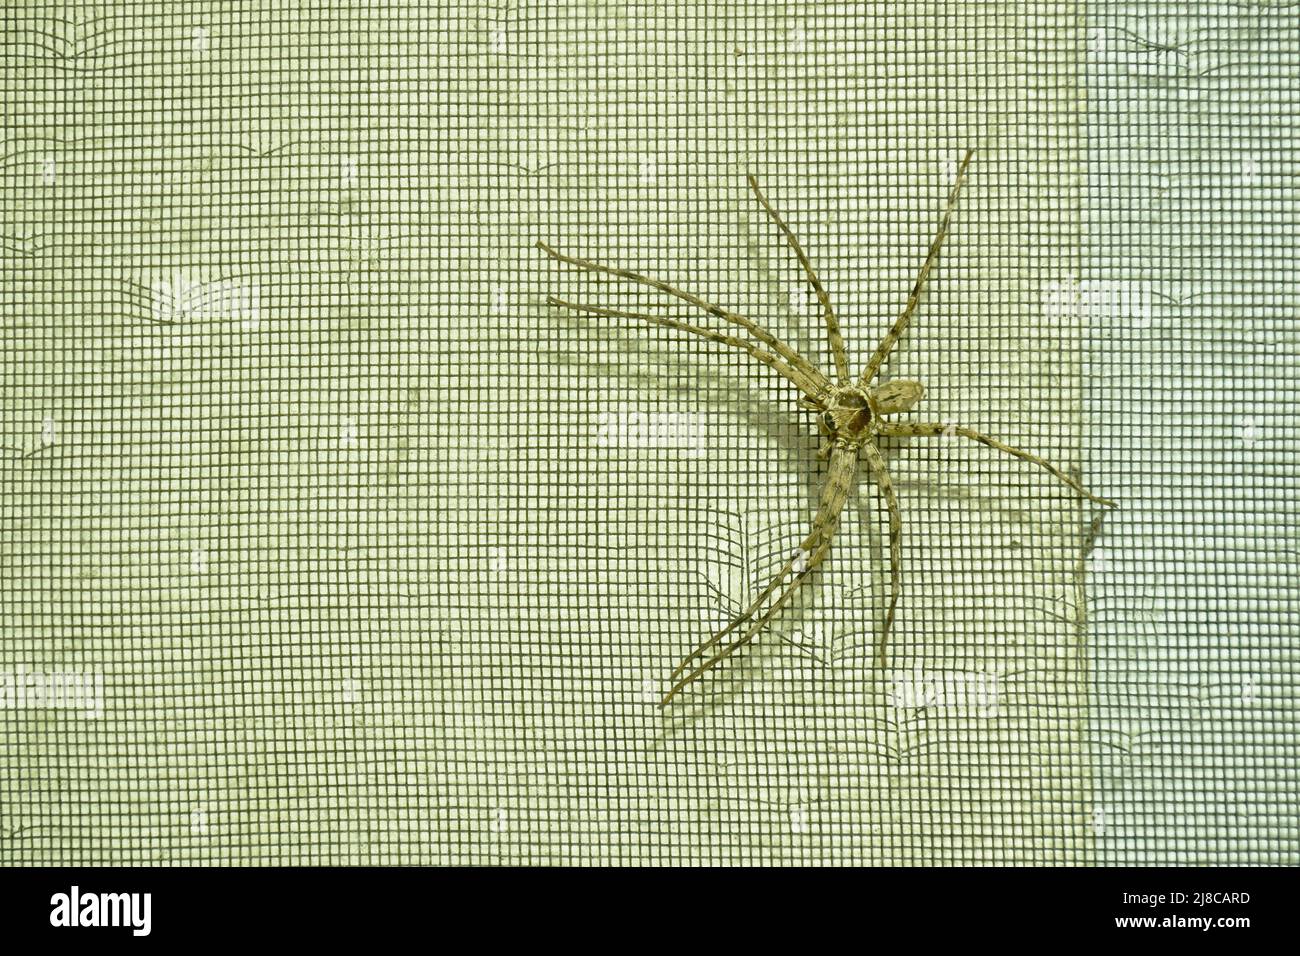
[0,1,1292,865]
[1082,1,1299,865]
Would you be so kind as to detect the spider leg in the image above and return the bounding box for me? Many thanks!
[546,296,828,401]
[661,443,858,706]
[746,175,851,384]
[879,421,1117,508]
[536,240,832,396]
[859,149,975,387]
[861,441,902,666]
[667,551,801,685]
[660,541,831,707]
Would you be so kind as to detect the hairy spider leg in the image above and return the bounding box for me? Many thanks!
[861,441,902,666]
[659,544,830,707]
[545,296,827,401]
[859,148,975,388]
[747,174,851,384]
[661,443,858,705]
[878,422,1117,508]
[536,241,830,396]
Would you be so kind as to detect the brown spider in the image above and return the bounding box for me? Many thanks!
[538,149,1115,706]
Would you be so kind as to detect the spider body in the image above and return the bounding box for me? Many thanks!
[539,150,1115,706]
[819,385,875,445]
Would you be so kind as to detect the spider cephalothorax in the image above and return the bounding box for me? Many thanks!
[814,380,924,451]
[539,149,1115,706]
[820,385,874,444]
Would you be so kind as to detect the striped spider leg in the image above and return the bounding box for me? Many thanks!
[538,149,1115,707]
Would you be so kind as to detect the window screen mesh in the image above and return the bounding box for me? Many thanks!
[0,1,1293,865]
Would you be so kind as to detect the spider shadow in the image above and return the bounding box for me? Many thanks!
[541,302,824,472]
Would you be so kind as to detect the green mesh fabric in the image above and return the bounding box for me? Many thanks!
[0,1,1293,865]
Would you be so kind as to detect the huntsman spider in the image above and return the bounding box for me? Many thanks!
[538,150,1115,706]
